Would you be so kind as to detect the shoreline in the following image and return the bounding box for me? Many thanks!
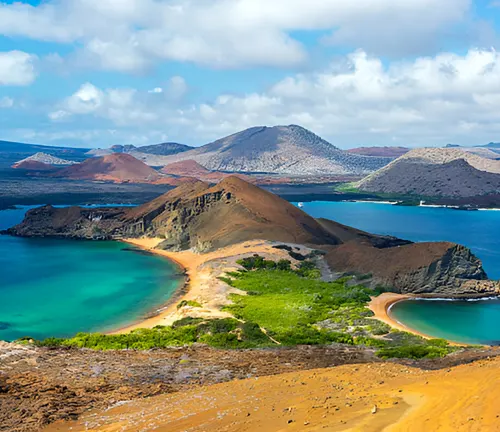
[369,293,480,346]
[368,293,435,339]
[110,238,303,334]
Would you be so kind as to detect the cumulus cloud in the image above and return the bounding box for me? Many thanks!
[50,82,160,126]
[0,51,37,86]
[46,48,500,147]
[0,0,472,72]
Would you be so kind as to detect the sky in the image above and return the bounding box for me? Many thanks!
[1,0,500,149]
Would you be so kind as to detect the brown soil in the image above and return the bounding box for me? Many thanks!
[0,342,377,432]
[45,351,500,432]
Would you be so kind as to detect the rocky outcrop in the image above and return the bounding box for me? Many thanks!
[5,205,126,239]
[326,242,500,296]
[6,176,499,297]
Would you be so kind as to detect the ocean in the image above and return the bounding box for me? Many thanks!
[298,201,500,344]
[0,206,182,341]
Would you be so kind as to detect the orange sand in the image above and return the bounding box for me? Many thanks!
[46,356,500,431]
[112,239,303,333]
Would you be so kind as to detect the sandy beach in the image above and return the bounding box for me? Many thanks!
[112,238,306,333]
[114,239,447,343]
[368,293,425,335]
[369,293,469,345]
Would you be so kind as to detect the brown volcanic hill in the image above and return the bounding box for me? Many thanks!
[122,176,342,250]
[7,176,498,295]
[347,147,410,158]
[357,157,500,198]
[54,153,163,183]
[161,160,211,177]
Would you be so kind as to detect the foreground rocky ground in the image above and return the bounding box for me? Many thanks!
[1,342,499,431]
[50,353,500,432]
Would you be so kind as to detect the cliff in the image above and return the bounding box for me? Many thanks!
[325,241,498,296]
[6,176,499,296]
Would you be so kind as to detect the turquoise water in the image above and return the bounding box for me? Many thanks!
[390,299,500,345]
[0,207,183,342]
[298,201,500,344]
[298,202,500,279]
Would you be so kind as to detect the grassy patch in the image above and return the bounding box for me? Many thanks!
[26,256,459,359]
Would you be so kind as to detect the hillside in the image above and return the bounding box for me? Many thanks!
[358,159,500,198]
[347,146,410,158]
[357,148,500,198]
[8,176,497,296]
[150,125,391,175]
[136,142,193,156]
[0,140,89,168]
[11,160,57,171]
[85,142,193,161]
[12,152,78,168]
[161,159,254,183]
[53,153,163,183]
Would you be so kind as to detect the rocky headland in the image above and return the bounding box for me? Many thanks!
[6,176,499,297]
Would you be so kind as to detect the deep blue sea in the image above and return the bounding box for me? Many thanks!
[0,206,182,342]
[298,201,500,279]
[298,201,500,344]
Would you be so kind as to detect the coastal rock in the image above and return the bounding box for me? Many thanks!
[7,176,498,297]
[326,242,499,296]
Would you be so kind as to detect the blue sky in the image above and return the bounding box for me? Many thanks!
[1,0,500,148]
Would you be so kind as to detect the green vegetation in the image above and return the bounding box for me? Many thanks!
[177,300,203,309]
[32,318,271,350]
[26,255,458,360]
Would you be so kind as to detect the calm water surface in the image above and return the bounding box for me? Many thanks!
[299,201,500,344]
[0,206,182,341]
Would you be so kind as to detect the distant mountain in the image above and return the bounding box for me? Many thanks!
[0,140,89,169]
[13,152,78,168]
[161,159,254,183]
[110,145,136,154]
[152,125,392,175]
[86,142,193,162]
[357,148,500,198]
[53,153,164,184]
[346,147,410,158]
[11,161,57,172]
[136,142,193,156]
[479,142,500,149]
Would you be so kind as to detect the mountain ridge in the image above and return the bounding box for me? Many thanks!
[150,125,392,175]
[357,148,500,198]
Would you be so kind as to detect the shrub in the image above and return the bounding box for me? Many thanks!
[376,345,450,360]
[177,300,202,309]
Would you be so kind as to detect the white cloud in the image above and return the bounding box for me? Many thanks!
[0,51,37,86]
[0,0,472,72]
[167,76,188,99]
[148,87,163,94]
[45,48,500,147]
[50,82,160,126]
